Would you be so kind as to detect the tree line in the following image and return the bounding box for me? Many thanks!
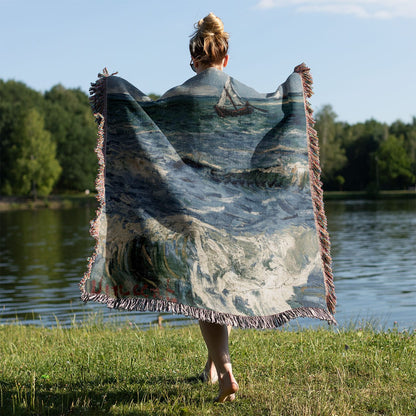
[0,80,415,197]
[315,105,415,191]
[0,80,97,197]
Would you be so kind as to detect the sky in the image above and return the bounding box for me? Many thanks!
[1,0,415,125]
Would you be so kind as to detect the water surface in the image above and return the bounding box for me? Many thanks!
[0,198,414,329]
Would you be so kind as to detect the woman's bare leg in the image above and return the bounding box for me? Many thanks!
[199,321,239,402]
[201,326,232,384]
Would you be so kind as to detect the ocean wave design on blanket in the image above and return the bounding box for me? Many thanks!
[81,66,336,327]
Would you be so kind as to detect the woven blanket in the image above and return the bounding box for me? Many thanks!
[80,64,336,328]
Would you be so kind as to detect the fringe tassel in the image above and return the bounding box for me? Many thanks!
[80,67,337,329]
[295,63,337,315]
[79,69,113,296]
[81,291,337,328]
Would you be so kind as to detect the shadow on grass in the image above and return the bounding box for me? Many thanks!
[1,374,209,416]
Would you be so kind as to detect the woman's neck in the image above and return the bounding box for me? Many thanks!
[194,55,228,74]
[195,63,223,74]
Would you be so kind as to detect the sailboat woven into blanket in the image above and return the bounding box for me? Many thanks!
[80,63,336,328]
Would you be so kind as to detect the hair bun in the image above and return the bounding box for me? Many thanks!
[197,12,226,37]
[189,13,229,65]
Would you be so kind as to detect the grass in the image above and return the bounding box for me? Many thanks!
[0,320,415,416]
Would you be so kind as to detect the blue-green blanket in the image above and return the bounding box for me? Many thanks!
[80,64,336,328]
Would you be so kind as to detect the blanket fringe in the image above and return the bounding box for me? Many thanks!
[81,291,336,328]
[79,69,112,295]
[295,63,336,315]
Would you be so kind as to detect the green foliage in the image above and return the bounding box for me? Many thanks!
[0,80,45,195]
[389,117,416,180]
[0,80,97,196]
[314,105,347,183]
[147,92,161,101]
[376,135,415,189]
[44,85,97,191]
[315,105,416,191]
[9,109,61,197]
[0,79,44,108]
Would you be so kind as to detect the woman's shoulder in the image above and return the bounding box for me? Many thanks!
[229,77,265,99]
[159,69,225,99]
[160,68,265,100]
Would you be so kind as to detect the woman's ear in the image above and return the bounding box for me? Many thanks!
[223,55,229,68]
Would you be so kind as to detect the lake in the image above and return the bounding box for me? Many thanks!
[0,198,415,330]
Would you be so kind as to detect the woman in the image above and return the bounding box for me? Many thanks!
[187,13,239,403]
[83,11,336,406]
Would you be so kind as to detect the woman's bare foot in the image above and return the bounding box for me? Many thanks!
[215,371,239,403]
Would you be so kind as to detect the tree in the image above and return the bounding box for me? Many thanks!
[390,118,416,181]
[147,93,160,101]
[44,85,97,191]
[0,102,20,194]
[10,108,61,197]
[341,119,388,191]
[0,80,45,194]
[314,105,347,189]
[376,135,415,189]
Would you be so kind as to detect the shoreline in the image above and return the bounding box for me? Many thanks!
[0,194,97,211]
[323,190,416,201]
[0,190,415,211]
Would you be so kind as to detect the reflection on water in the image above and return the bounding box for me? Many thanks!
[326,198,416,330]
[0,199,415,329]
[0,206,193,328]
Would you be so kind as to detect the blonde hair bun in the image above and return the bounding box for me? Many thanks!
[189,13,229,66]
[197,12,228,38]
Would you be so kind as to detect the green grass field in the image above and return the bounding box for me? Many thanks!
[0,319,415,415]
